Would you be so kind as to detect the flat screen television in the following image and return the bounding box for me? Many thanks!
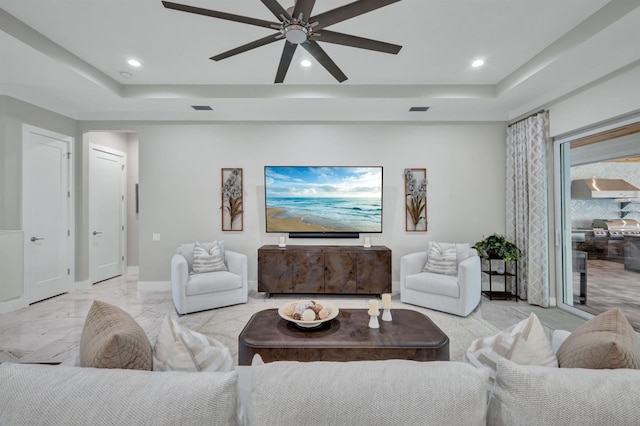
[265,166,383,238]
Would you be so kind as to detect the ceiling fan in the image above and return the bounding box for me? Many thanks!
[162,0,403,83]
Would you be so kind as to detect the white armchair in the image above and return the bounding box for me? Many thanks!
[171,243,248,315]
[400,242,481,317]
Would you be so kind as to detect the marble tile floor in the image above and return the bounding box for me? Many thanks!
[0,274,586,364]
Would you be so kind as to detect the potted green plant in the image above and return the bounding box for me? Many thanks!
[472,234,522,261]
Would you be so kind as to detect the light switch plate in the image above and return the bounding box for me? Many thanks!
[152,233,160,241]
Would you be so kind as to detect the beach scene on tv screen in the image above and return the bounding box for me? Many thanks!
[265,166,382,233]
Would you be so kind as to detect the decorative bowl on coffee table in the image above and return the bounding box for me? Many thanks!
[278,301,339,328]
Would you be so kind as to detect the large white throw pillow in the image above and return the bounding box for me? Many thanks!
[153,315,233,372]
[423,242,458,275]
[464,313,557,385]
[192,241,228,273]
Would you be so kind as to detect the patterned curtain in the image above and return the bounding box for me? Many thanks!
[506,111,549,307]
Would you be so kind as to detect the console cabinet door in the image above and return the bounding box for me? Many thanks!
[292,251,324,293]
[356,252,391,294]
[258,251,292,293]
[324,251,357,293]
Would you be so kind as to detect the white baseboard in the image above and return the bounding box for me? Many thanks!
[138,281,170,291]
[1,279,93,314]
[74,280,91,290]
[0,295,28,314]
[127,266,139,275]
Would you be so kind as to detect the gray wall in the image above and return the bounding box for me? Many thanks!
[128,122,508,290]
[126,134,139,269]
[548,64,640,138]
[0,101,5,227]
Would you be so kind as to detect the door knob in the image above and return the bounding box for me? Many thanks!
[93,231,102,235]
[30,236,45,242]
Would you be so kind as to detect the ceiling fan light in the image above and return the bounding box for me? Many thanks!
[284,24,308,44]
[164,0,402,83]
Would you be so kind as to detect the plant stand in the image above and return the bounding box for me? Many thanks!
[482,258,518,301]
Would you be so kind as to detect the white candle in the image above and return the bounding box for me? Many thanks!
[369,299,379,314]
[381,293,391,308]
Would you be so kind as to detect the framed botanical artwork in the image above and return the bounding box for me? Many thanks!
[221,168,244,231]
[404,168,427,232]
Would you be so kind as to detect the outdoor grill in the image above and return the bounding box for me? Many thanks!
[592,219,640,237]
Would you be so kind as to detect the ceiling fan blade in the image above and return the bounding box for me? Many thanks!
[301,40,347,83]
[310,0,402,30]
[275,42,298,83]
[311,30,401,54]
[162,1,277,29]
[293,0,316,21]
[211,33,282,61]
[260,0,292,22]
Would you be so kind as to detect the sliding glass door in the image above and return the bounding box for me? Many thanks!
[555,124,640,329]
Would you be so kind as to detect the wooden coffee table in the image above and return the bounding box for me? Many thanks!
[238,308,449,365]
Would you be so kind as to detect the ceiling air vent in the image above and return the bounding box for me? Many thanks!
[409,106,430,112]
[191,105,213,111]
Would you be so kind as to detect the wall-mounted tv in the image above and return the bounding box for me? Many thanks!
[265,166,383,238]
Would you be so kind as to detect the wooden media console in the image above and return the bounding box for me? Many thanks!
[257,245,391,296]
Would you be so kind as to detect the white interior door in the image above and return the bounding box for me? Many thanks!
[23,126,73,303]
[90,145,125,284]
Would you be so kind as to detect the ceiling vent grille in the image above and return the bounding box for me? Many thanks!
[191,105,213,111]
[409,106,430,112]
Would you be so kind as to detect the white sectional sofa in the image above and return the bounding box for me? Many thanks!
[4,306,640,425]
[3,357,640,426]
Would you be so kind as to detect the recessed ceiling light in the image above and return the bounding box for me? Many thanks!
[128,59,141,67]
[471,59,484,68]
[119,71,132,79]
[409,106,430,112]
[300,59,312,67]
